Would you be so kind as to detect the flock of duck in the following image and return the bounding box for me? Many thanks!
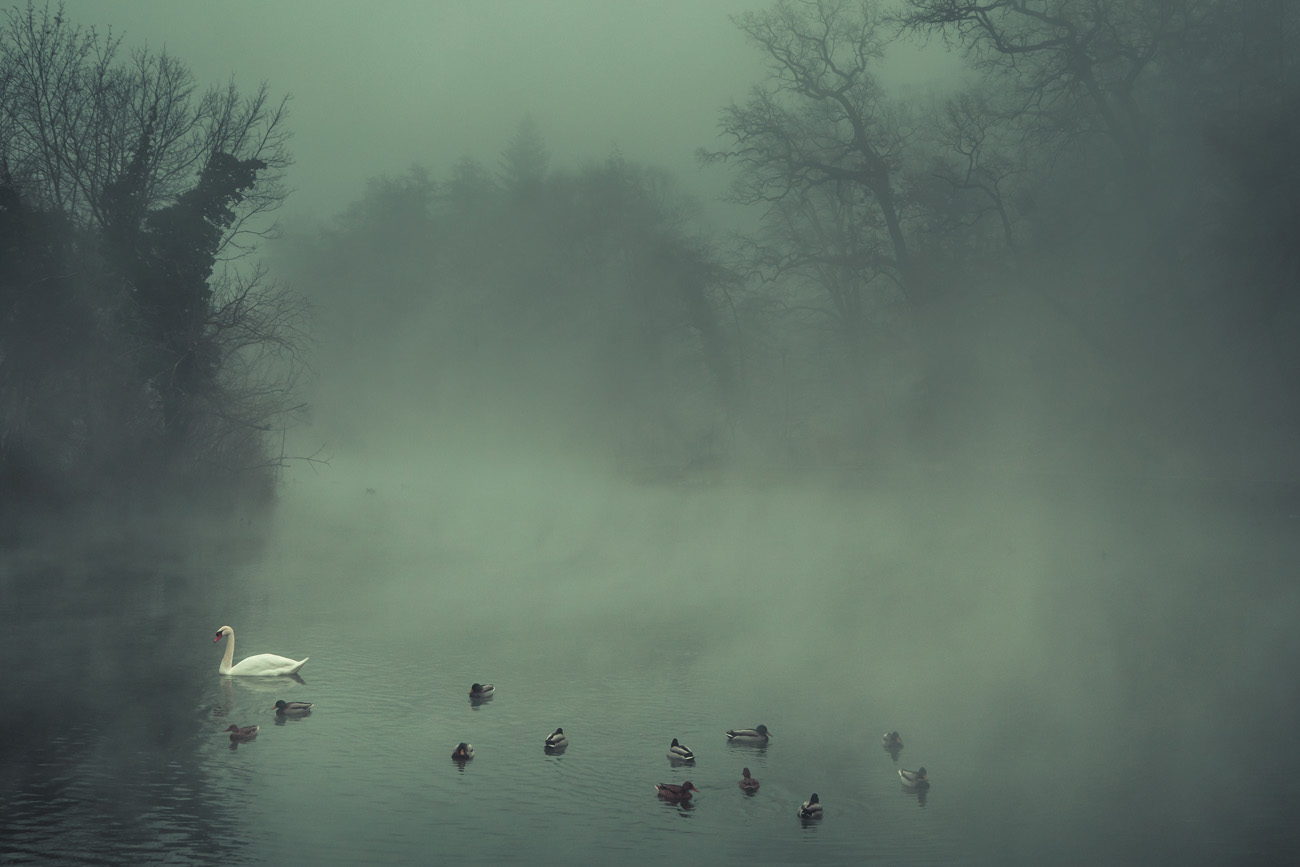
[213,625,932,816]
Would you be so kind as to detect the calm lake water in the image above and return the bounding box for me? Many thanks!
[2,459,1298,864]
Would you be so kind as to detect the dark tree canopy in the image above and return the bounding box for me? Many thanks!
[0,2,303,531]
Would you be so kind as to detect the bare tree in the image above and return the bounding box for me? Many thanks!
[0,2,304,501]
[898,0,1211,186]
[751,177,905,353]
[0,4,289,244]
[924,88,1024,260]
[702,0,923,306]
[189,265,311,471]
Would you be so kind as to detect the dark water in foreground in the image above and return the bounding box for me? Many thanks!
[2,466,1298,864]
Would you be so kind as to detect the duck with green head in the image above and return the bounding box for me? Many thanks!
[725,724,771,743]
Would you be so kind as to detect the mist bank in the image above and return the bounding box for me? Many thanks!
[7,0,1300,541]
[263,443,1300,857]
[277,0,1300,491]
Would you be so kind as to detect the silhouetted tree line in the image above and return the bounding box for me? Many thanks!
[696,0,1300,475]
[289,0,1299,479]
[0,3,304,532]
[283,117,740,465]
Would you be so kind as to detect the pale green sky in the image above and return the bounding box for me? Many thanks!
[57,1,959,223]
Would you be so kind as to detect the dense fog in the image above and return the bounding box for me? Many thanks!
[8,0,1297,497]
[2,1,1299,863]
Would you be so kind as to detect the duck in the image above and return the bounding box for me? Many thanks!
[667,738,695,761]
[899,767,929,787]
[468,683,495,699]
[882,731,903,749]
[214,625,307,677]
[797,793,823,818]
[544,727,568,749]
[224,724,259,741]
[739,768,760,792]
[654,781,699,801]
[725,724,772,742]
[451,742,475,761]
[273,700,314,715]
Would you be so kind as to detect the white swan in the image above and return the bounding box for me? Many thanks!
[214,625,308,676]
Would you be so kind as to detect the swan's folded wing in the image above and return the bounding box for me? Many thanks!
[229,653,309,676]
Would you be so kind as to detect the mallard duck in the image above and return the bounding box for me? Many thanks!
[654,781,699,800]
[739,768,760,792]
[224,724,259,741]
[544,727,568,749]
[273,700,314,715]
[468,683,494,698]
[797,793,823,818]
[726,724,772,742]
[899,767,929,787]
[882,731,903,753]
[667,738,695,761]
[451,742,475,761]
[214,625,308,677]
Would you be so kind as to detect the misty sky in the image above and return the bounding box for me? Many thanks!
[59,1,957,224]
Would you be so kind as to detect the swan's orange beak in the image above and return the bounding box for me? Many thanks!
[214,633,222,643]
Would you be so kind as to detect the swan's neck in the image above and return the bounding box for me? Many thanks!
[220,630,235,674]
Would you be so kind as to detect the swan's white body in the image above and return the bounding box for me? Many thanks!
[215,625,308,676]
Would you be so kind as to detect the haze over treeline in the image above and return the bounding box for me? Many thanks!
[282,0,1300,485]
[3,0,1299,537]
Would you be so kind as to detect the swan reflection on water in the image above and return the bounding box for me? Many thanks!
[217,672,308,722]
[225,672,306,693]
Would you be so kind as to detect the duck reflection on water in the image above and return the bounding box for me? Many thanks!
[469,683,495,707]
[882,731,903,761]
[899,767,930,806]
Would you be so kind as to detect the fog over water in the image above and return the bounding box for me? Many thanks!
[9,453,1296,862]
[4,1,1300,864]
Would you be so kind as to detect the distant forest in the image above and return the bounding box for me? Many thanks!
[288,0,1299,481]
[4,1,1299,533]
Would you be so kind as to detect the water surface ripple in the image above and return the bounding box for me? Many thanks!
[3,476,1298,864]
